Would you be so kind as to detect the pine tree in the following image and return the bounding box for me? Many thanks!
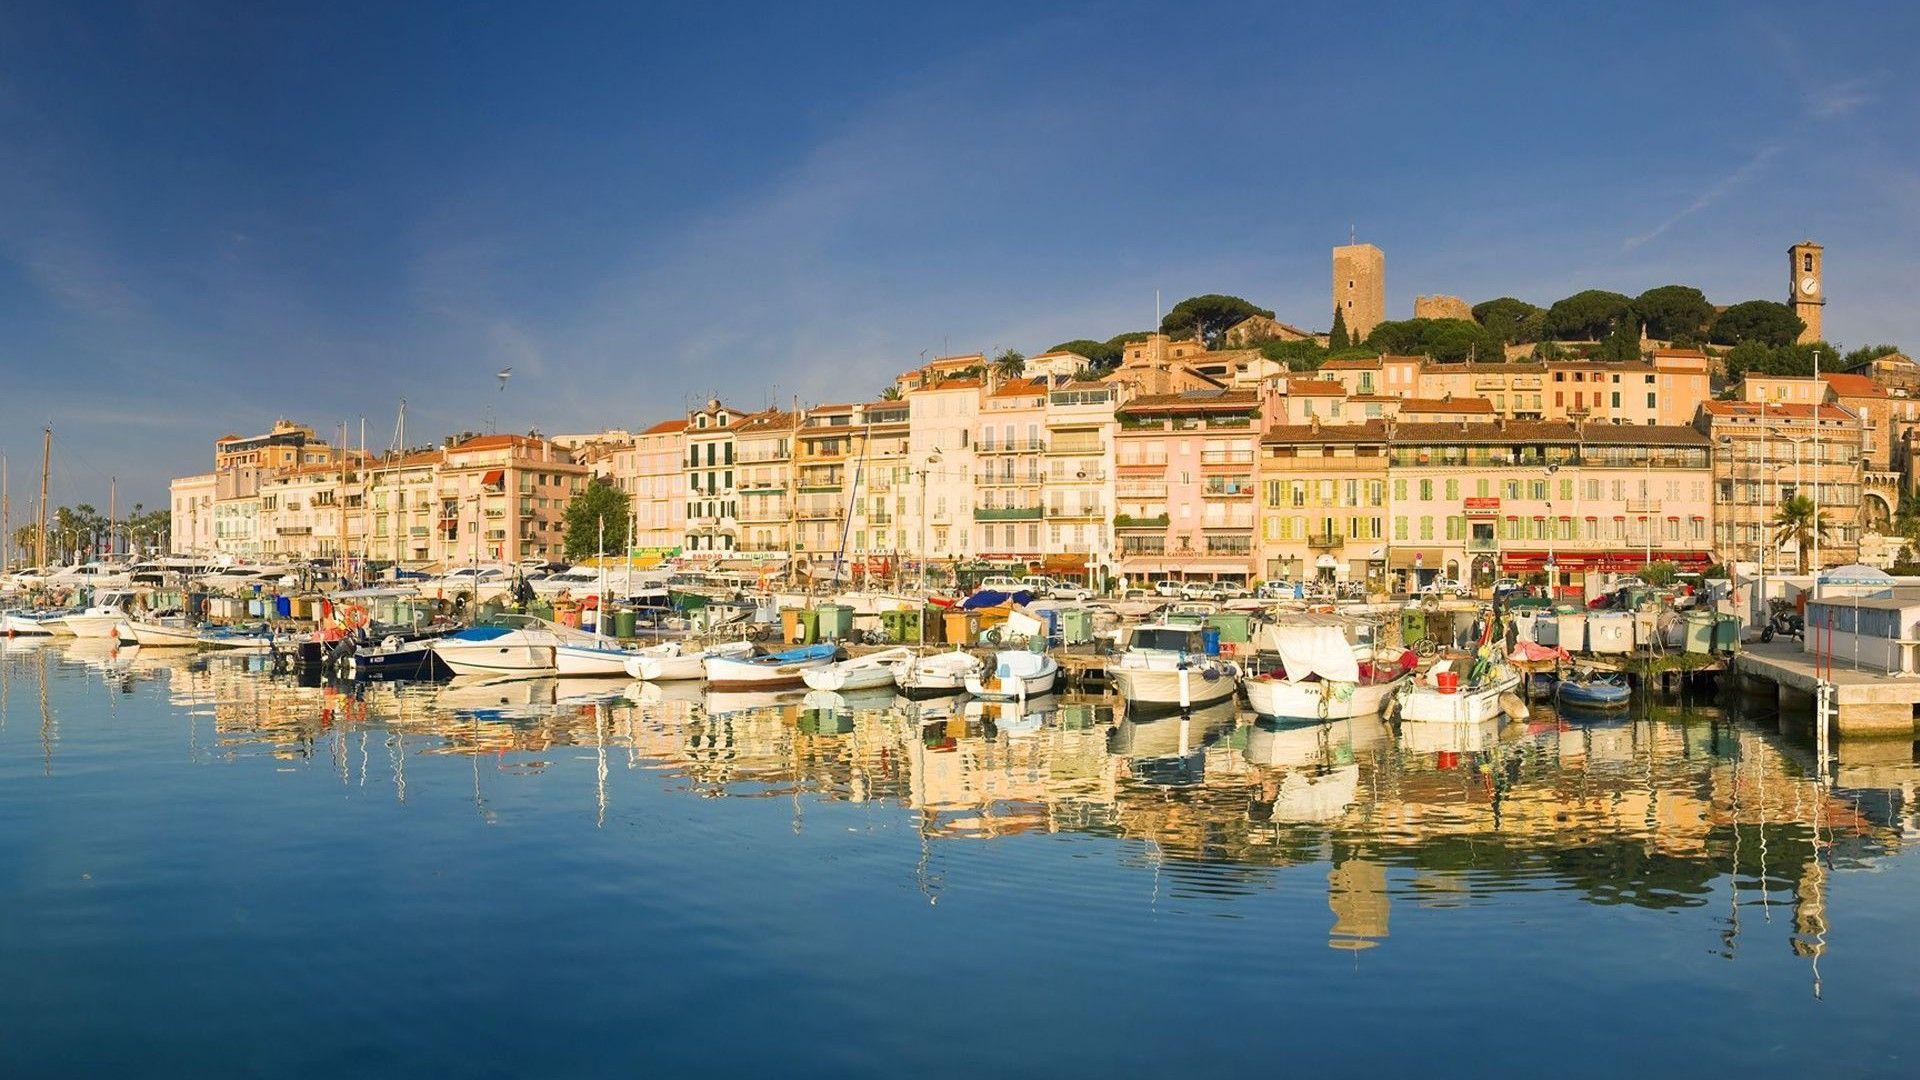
[1329,306,1351,350]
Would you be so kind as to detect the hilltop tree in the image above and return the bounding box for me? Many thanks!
[1048,339,1121,369]
[1843,343,1902,368]
[1159,294,1273,349]
[1472,297,1544,344]
[1710,300,1804,347]
[992,348,1027,378]
[1632,285,1715,341]
[1365,317,1506,363]
[1544,289,1633,341]
[562,478,632,560]
[1594,317,1644,361]
[1329,306,1351,350]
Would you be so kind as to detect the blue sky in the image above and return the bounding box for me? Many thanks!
[2,1,1918,507]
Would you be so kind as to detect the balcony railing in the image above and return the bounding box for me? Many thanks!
[1047,505,1107,520]
[976,439,1047,454]
[1307,532,1341,548]
[1203,479,1255,497]
[974,506,1043,520]
[1114,513,1170,529]
[797,503,847,520]
[1052,468,1107,482]
[1467,537,1499,552]
[975,472,1042,486]
[1116,458,1169,470]
[1047,439,1106,456]
[278,526,312,536]
[1200,451,1256,467]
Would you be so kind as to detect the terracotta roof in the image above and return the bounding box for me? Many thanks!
[1652,348,1710,360]
[1284,379,1346,396]
[641,418,688,435]
[1391,421,1710,447]
[1379,354,1428,365]
[988,377,1047,399]
[809,402,855,412]
[1398,397,1495,414]
[1319,357,1382,370]
[1820,372,1887,398]
[1119,389,1258,413]
[1262,420,1392,444]
[734,410,798,435]
[1700,401,1856,421]
[910,377,981,392]
[1428,361,1549,374]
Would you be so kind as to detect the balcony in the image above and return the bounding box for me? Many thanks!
[1205,538,1254,556]
[1307,532,1341,548]
[976,439,1047,454]
[1202,478,1255,498]
[1116,458,1168,472]
[1116,484,1169,501]
[1200,451,1256,468]
[797,502,846,520]
[1052,468,1107,482]
[974,472,1041,487]
[1120,540,1167,557]
[1048,506,1107,521]
[1047,439,1106,456]
[1114,513,1170,529]
[974,506,1043,521]
[277,525,312,536]
[1467,537,1499,552]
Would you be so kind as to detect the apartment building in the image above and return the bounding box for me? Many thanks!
[435,434,587,565]
[363,450,444,566]
[732,411,797,559]
[794,405,852,563]
[972,378,1049,565]
[844,399,913,570]
[168,473,217,555]
[1386,421,1713,594]
[1113,389,1260,585]
[631,420,688,553]
[1256,420,1390,586]
[1698,400,1867,569]
[907,375,980,565]
[1042,379,1122,582]
[683,400,742,558]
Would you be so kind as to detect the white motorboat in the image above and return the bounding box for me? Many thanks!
[703,643,838,691]
[3,608,73,636]
[1109,623,1240,711]
[118,613,202,647]
[429,620,559,676]
[1394,659,1523,724]
[964,649,1059,701]
[61,591,139,639]
[891,649,985,697]
[554,637,642,677]
[801,647,914,692]
[624,639,753,681]
[197,626,276,650]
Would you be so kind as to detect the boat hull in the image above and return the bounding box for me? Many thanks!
[554,642,636,677]
[346,643,445,680]
[64,613,126,639]
[1245,675,1407,722]
[802,664,897,692]
[703,647,834,691]
[3,614,59,636]
[123,620,202,647]
[1397,671,1522,724]
[432,642,556,676]
[964,667,1059,701]
[1111,664,1239,710]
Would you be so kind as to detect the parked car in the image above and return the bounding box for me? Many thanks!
[1049,583,1094,602]
[1154,580,1184,598]
[1181,582,1222,601]
[1419,577,1469,598]
[977,576,1027,594]
[1255,580,1292,600]
[1214,585,1249,600]
[1019,575,1057,597]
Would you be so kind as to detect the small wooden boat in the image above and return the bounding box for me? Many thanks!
[118,612,202,647]
[703,643,837,690]
[891,649,984,697]
[964,649,1059,700]
[801,647,914,692]
[1395,660,1522,724]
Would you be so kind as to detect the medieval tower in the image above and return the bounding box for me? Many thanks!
[1333,242,1385,340]
[1790,240,1824,344]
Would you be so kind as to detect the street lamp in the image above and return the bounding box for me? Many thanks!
[1544,463,1559,597]
[916,448,941,591]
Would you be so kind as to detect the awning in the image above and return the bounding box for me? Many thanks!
[1499,549,1712,572]
[481,469,506,490]
[1041,553,1089,575]
[1387,547,1446,569]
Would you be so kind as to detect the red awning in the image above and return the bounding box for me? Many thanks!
[1500,549,1712,572]
[481,469,506,490]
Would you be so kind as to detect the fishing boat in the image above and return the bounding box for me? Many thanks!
[429,620,558,676]
[3,608,73,636]
[1395,658,1522,724]
[1555,669,1631,709]
[624,639,754,681]
[1108,622,1240,711]
[554,637,644,677]
[703,642,837,690]
[61,591,138,639]
[964,649,1059,701]
[801,646,914,692]
[1243,616,1414,722]
[344,629,453,680]
[891,649,985,697]
[197,625,276,650]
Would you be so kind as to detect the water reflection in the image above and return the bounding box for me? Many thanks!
[4,635,1915,980]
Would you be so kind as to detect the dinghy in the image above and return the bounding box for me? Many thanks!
[963,649,1059,701]
[801,647,914,692]
[891,649,985,697]
[625,639,753,681]
[703,642,837,690]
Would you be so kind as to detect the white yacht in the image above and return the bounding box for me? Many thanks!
[1108,622,1240,711]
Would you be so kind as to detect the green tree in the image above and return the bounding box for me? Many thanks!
[1632,285,1714,341]
[562,479,632,560]
[1544,289,1633,341]
[1473,296,1544,344]
[877,385,902,401]
[1842,343,1902,368]
[1531,339,1568,361]
[1641,561,1680,587]
[1772,493,1830,575]
[991,348,1026,378]
[1048,338,1121,369]
[1364,317,1505,363]
[1329,305,1351,350]
[1594,317,1643,361]
[1710,300,1805,346]
[1159,294,1274,349]
[1723,340,1774,380]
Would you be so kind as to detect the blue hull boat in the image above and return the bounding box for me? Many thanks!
[1556,674,1630,709]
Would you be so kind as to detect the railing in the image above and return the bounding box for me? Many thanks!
[973,506,1043,520]
[1116,484,1169,500]
[1307,532,1341,548]
[1205,538,1254,555]
[796,503,847,519]
[278,526,312,536]
[1048,505,1107,520]
[975,472,1041,486]
[976,439,1047,454]
[1120,540,1167,556]
[1203,479,1255,497]
[1200,451,1256,466]
[1116,458,1169,470]
[1467,537,1499,552]
[1047,440,1106,456]
[1053,468,1107,482]
[1114,513,1170,529]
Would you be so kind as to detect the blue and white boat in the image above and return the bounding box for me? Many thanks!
[703,643,837,691]
[1555,670,1631,710]
[429,621,557,676]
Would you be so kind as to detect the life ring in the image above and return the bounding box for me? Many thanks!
[342,603,370,629]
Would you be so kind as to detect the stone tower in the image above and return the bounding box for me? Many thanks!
[1333,243,1385,340]
[1790,240,1824,344]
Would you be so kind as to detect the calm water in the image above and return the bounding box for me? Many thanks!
[1,639,1916,1077]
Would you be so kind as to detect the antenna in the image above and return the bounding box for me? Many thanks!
[1155,288,1161,328]
[496,367,513,392]
[1350,223,1357,244]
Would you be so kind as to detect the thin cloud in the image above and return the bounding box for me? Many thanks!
[1806,77,1874,119]
[1621,143,1785,252]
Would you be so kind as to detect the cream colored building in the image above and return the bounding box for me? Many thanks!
[906,373,981,567]
[1043,379,1123,582]
[734,411,798,559]
[972,378,1049,565]
[169,473,217,555]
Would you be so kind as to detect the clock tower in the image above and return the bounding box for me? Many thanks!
[1789,240,1823,344]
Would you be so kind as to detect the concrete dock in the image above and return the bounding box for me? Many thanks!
[1733,641,1920,737]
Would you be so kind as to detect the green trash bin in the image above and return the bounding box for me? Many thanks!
[1401,608,1426,648]
[1062,608,1093,645]
[1206,612,1252,644]
[1684,612,1715,654]
[529,599,554,621]
[1713,613,1741,653]
[797,607,819,645]
[819,603,854,641]
[613,608,638,639]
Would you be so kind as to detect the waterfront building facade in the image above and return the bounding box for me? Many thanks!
[1256,420,1390,587]
[1042,379,1122,583]
[733,411,797,560]
[972,378,1049,567]
[1113,389,1260,585]
[907,374,980,567]
[169,473,217,556]
[682,400,742,559]
[1699,400,1866,569]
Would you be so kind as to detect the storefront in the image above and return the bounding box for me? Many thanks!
[1499,549,1712,594]
[1388,547,1454,593]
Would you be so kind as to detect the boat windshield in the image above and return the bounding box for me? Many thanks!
[1131,628,1200,652]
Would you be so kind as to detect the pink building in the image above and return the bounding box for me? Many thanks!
[1114,389,1260,585]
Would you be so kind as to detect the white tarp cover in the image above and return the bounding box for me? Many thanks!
[1270,622,1361,684]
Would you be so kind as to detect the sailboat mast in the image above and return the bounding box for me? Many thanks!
[38,424,51,569]
[2,452,9,576]
[108,476,116,559]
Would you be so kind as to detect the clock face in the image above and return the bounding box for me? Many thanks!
[1801,276,1820,295]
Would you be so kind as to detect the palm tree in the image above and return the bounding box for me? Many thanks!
[1772,493,1830,574]
[878,385,902,401]
[991,348,1026,379]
